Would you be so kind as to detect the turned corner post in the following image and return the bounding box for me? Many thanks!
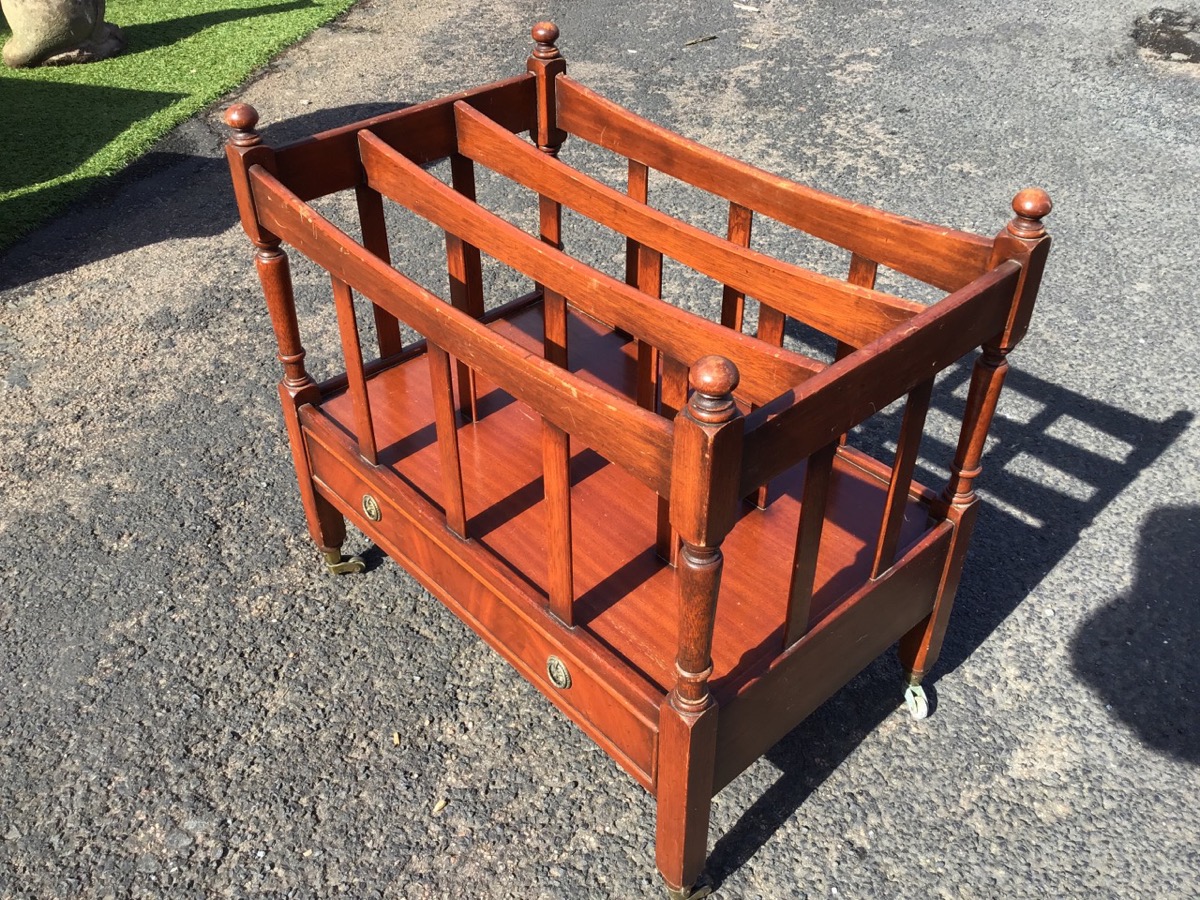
[223,104,312,396]
[527,22,567,157]
[656,357,742,898]
[901,189,1052,686]
[224,105,346,562]
[668,356,743,712]
[941,187,1053,512]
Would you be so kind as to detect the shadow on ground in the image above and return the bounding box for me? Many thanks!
[707,362,1192,886]
[0,102,406,290]
[121,1,318,57]
[1071,504,1200,765]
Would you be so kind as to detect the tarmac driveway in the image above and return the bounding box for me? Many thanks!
[2,1,1198,897]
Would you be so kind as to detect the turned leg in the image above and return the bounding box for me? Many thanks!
[314,495,365,575]
[657,687,717,900]
[658,357,742,898]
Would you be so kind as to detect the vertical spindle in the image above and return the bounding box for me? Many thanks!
[427,342,468,537]
[330,275,378,465]
[870,377,933,578]
[354,183,404,358]
[720,203,753,331]
[542,283,575,623]
[656,356,688,563]
[783,440,837,647]
[526,28,575,623]
[445,153,486,420]
[625,159,661,410]
[224,104,359,574]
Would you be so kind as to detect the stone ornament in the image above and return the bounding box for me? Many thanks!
[2,0,126,68]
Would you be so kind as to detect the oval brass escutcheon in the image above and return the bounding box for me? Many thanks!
[546,656,571,690]
[362,494,382,522]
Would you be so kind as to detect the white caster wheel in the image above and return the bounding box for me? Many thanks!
[904,683,929,720]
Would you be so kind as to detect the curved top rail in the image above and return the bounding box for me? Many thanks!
[246,165,676,497]
[357,129,823,407]
[555,76,995,293]
[453,101,922,350]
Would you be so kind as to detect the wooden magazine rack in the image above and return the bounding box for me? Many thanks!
[224,22,1051,898]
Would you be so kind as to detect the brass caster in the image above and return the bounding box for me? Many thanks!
[666,881,713,900]
[323,550,366,575]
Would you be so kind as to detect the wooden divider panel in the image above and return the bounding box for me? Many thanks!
[555,76,995,293]
[357,129,822,408]
[453,101,922,350]
[248,165,676,497]
[272,74,537,201]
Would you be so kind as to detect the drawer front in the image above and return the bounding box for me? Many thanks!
[303,424,661,790]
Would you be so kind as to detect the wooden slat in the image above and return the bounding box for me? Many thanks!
[542,281,574,610]
[454,101,921,349]
[538,189,566,369]
[783,441,836,647]
[354,184,404,357]
[249,166,676,496]
[871,377,933,578]
[625,159,649,287]
[832,252,880,447]
[359,129,820,407]
[626,159,659,411]
[543,287,569,369]
[720,203,753,331]
[757,304,786,347]
[272,75,536,201]
[427,342,467,537]
[556,76,994,293]
[657,355,689,563]
[739,262,1022,495]
[448,153,486,420]
[543,419,574,625]
[330,275,377,465]
[841,252,879,357]
[635,245,663,412]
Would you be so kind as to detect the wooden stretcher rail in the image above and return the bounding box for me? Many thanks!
[454,101,922,350]
[358,129,824,408]
[556,76,996,293]
[740,261,1024,495]
[247,165,676,497]
[271,74,536,201]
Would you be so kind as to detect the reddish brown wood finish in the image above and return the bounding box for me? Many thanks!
[353,184,404,357]
[222,28,1051,900]
[454,100,924,349]
[555,76,995,293]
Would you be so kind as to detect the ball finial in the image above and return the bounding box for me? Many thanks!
[687,356,739,424]
[1008,187,1052,238]
[531,21,560,60]
[224,104,261,147]
[691,355,739,398]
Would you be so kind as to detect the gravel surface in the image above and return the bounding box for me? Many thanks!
[2,1,1198,898]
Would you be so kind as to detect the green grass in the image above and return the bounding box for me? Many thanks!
[0,0,358,249]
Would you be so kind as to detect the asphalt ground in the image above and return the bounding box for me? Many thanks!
[1,1,1198,897]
